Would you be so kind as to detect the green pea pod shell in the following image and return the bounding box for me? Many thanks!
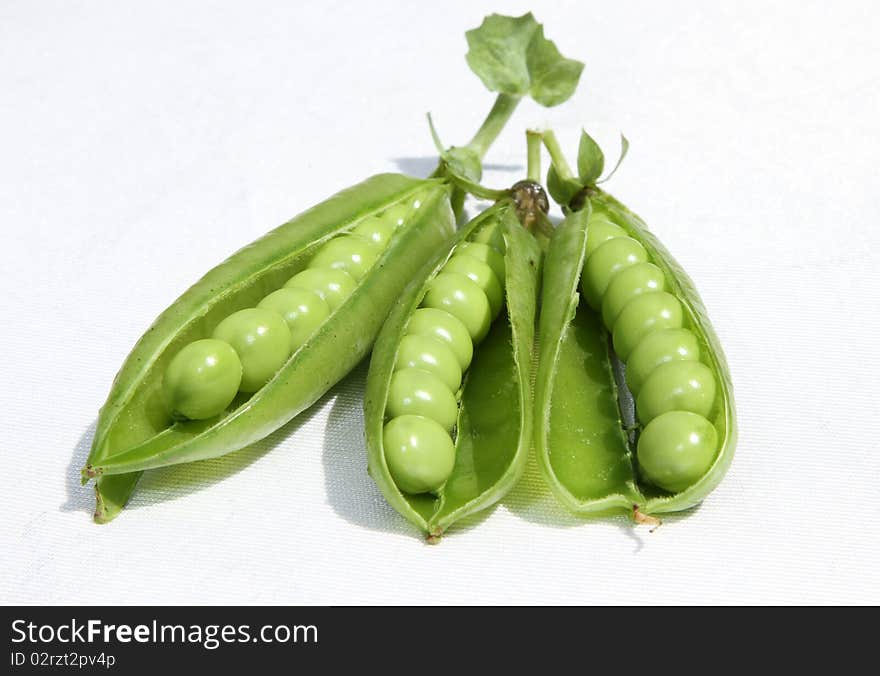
[85,174,454,522]
[535,193,736,516]
[365,201,541,537]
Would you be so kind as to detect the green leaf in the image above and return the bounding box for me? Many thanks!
[577,129,605,185]
[443,146,483,184]
[465,13,583,105]
[598,133,630,184]
[465,13,539,96]
[547,165,584,207]
[525,25,585,106]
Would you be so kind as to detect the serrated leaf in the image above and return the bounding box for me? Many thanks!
[547,165,584,206]
[525,25,585,106]
[465,13,540,96]
[465,13,584,106]
[577,129,605,185]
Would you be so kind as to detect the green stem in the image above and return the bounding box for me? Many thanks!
[526,130,542,183]
[465,93,521,159]
[542,129,575,180]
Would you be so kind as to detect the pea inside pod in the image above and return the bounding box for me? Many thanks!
[365,197,542,539]
[535,198,736,518]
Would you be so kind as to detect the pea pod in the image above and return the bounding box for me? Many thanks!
[82,14,584,522]
[365,183,545,540]
[535,131,736,517]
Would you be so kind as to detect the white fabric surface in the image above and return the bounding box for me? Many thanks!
[2,0,879,605]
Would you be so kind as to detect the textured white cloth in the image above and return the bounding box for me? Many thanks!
[2,0,878,605]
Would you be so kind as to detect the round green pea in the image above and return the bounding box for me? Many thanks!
[353,215,396,247]
[163,339,242,420]
[636,360,717,423]
[582,237,648,309]
[284,267,357,311]
[626,328,701,395]
[405,308,473,371]
[394,334,462,392]
[421,272,492,343]
[612,292,683,360]
[444,253,504,317]
[471,222,505,252]
[585,218,628,256]
[383,415,456,494]
[637,411,718,493]
[308,234,381,281]
[257,287,330,352]
[601,262,667,329]
[387,368,458,432]
[457,241,506,284]
[211,308,292,392]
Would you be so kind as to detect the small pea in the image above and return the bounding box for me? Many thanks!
[421,272,492,343]
[444,253,504,318]
[612,291,683,359]
[285,267,357,311]
[394,334,463,392]
[212,308,292,392]
[257,287,331,352]
[405,308,473,371]
[308,234,382,281]
[383,415,456,494]
[585,218,627,256]
[353,215,396,246]
[637,411,718,493]
[457,241,506,283]
[581,237,648,309]
[601,262,667,329]
[471,222,505,252]
[163,339,242,420]
[636,360,717,423]
[625,328,701,395]
[387,368,458,432]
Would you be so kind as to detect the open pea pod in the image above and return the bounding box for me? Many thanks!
[365,195,542,539]
[536,193,736,517]
[85,176,453,521]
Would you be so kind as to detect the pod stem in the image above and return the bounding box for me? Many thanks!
[465,93,521,159]
[542,129,576,181]
[526,129,542,183]
[633,505,662,532]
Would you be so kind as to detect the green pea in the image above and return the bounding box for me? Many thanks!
[601,262,667,329]
[612,291,683,359]
[387,368,458,432]
[444,253,504,317]
[212,308,292,392]
[353,215,396,247]
[405,308,473,371]
[421,272,492,343]
[585,218,627,256]
[257,287,331,352]
[625,328,700,395]
[471,222,505,252]
[636,360,716,423]
[394,334,462,392]
[383,415,456,494]
[284,267,357,311]
[581,237,648,309]
[308,234,382,281]
[637,411,717,493]
[457,241,506,283]
[163,339,242,420]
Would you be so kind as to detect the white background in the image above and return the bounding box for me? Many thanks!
[2,0,878,605]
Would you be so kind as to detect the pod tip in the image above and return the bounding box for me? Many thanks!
[632,505,662,533]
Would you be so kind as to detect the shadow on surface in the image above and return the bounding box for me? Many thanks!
[391,156,523,179]
[63,390,332,518]
[321,361,496,543]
